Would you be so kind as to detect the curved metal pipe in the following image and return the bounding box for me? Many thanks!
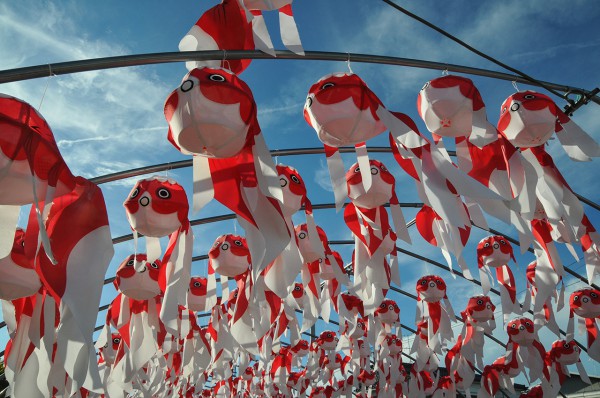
[1,50,598,105]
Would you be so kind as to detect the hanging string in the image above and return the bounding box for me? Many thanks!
[380,0,568,100]
[346,52,353,74]
[512,81,521,92]
[38,64,54,111]
[442,68,449,76]
[222,49,232,72]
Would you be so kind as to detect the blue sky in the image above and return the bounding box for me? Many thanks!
[1,0,600,384]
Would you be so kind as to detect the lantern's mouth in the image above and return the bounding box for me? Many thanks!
[139,197,150,207]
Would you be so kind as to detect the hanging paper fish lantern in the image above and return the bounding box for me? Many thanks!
[164,66,288,275]
[415,275,455,354]
[24,176,113,391]
[567,288,600,361]
[498,90,600,161]
[241,0,304,55]
[179,0,254,74]
[0,94,76,262]
[0,228,41,301]
[418,75,497,146]
[124,176,192,335]
[547,339,591,395]
[124,176,189,238]
[505,317,548,383]
[263,164,316,298]
[187,276,217,313]
[476,235,520,321]
[304,72,388,208]
[457,295,496,371]
[113,254,162,301]
[209,234,251,278]
[165,67,259,159]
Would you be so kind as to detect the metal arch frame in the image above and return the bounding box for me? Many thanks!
[0,49,599,108]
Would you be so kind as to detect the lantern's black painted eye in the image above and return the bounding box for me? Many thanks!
[126,259,135,267]
[194,281,201,288]
[234,240,243,246]
[591,292,598,298]
[564,343,570,348]
[290,175,301,184]
[524,94,535,100]
[130,188,139,198]
[294,285,301,291]
[477,299,483,305]
[354,166,360,173]
[326,333,332,338]
[511,323,517,329]
[484,242,490,248]
[181,79,194,92]
[321,82,335,90]
[574,296,579,301]
[500,240,506,245]
[113,338,121,344]
[420,280,427,285]
[502,107,507,114]
[150,262,159,269]
[306,97,312,108]
[157,188,171,199]
[209,74,226,82]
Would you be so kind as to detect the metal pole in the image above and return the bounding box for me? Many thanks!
[0,50,598,105]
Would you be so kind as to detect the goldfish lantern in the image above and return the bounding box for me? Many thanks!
[165,67,258,159]
[23,176,113,390]
[208,234,251,278]
[418,75,497,146]
[0,94,76,262]
[568,288,600,361]
[164,66,289,276]
[187,276,217,312]
[123,176,190,261]
[295,223,327,264]
[345,158,409,285]
[417,76,528,221]
[123,176,192,335]
[416,275,455,352]
[179,0,254,74]
[506,317,548,383]
[113,254,162,301]
[498,91,600,160]
[0,228,41,300]
[304,72,391,208]
[458,295,496,370]
[241,0,303,55]
[263,164,317,298]
[374,298,400,336]
[547,340,591,394]
[476,235,520,321]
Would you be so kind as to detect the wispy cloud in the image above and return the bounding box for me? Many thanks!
[0,1,176,179]
[314,158,334,192]
[57,136,111,148]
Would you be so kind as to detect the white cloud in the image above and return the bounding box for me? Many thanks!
[314,158,334,192]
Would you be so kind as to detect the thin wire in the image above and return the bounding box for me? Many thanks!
[38,64,54,111]
[379,0,569,101]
